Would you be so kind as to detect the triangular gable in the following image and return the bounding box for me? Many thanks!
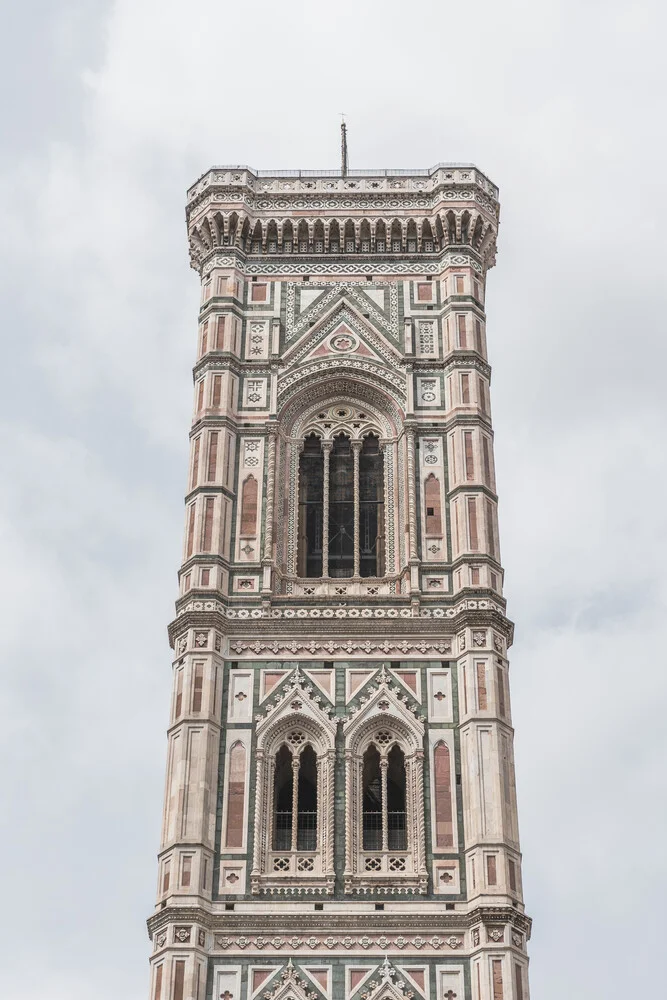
[256,665,337,749]
[351,958,415,1000]
[302,321,383,363]
[261,960,326,1000]
[343,665,424,750]
[283,298,402,369]
[286,281,399,346]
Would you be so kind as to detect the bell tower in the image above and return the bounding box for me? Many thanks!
[147,162,531,1000]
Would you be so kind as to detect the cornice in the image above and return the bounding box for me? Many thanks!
[186,167,499,219]
[146,903,528,939]
[167,599,514,650]
[195,247,488,278]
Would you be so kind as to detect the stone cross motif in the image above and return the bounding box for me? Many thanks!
[220,992,234,1000]
[443,992,457,1000]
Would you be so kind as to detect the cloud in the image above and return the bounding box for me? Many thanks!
[0,1,665,997]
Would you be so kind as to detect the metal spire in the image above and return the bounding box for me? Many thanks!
[340,115,348,176]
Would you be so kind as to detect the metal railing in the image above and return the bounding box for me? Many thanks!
[273,811,317,852]
[362,811,407,851]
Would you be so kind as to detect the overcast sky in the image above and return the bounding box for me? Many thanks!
[1,1,666,998]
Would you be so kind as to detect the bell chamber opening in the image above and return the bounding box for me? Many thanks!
[297,431,384,579]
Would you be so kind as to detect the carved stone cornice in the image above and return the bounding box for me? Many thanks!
[167,599,514,651]
[146,902,529,940]
[194,247,489,279]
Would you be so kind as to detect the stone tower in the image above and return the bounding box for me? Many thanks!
[147,162,531,1000]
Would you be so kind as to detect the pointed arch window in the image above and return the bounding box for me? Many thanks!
[298,433,384,578]
[362,742,407,851]
[272,742,318,852]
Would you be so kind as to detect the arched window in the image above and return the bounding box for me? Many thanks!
[282,220,294,252]
[329,220,340,252]
[390,219,403,252]
[298,434,323,577]
[375,220,387,252]
[297,745,318,850]
[271,742,318,852]
[344,219,356,253]
[387,744,407,850]
[362,744,382,849]
[240,475,258,535]
[272,745,293,850]
[343,684,427,893]
[329,434,354,577]
[359,219,371,252]
[361,742,407,852]
[266,220,278,253]
[298,431,384,578]
[359,434,385,577]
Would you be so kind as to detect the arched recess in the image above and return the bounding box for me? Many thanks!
[328,219,340,251]
[282,219,294,251]
[240,475,258,535]
[375,219,387,251]
[297,219,309,251]
[266,219,278,252]
[424,473,442,535]
[433,740,454,849]
[224,740,247,849]
[251,670,337,895]
[278,383,403,586]
[421,218,434,250]
[390,219,403,251]
[313,219,325,251]
[342,673,427,894]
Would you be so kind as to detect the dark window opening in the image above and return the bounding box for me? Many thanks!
[272,745,293,850]
[272,743,318,852]
[362,742,407,851]
[297,744,318,850]
[329,435,354,578]
[298,435,323,578]
[298,430,384,578]
[362,743,382,850]
[387,744,407,850]
[359,434,385,578]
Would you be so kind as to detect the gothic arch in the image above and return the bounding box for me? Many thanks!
[251,669,336,895]
[342,671,427,893]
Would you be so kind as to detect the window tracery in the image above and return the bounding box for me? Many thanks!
[251,667,336,895]
[343,667,427,894]
[296,407,386,580]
